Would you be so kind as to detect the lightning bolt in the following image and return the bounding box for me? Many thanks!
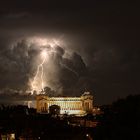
[31,50,47,94]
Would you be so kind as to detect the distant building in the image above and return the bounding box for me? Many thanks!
[36,92,93,116]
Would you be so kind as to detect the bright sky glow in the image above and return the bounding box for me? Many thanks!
[41,49,47,59]
[27,36,62,47]
[28,36,65,94]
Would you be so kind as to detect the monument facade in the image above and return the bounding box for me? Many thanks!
[36,92,93,116]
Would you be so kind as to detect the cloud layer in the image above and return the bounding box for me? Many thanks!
[0,0,140,104]
[0,38,89,97]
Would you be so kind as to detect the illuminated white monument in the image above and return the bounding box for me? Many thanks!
[36,92,93,116]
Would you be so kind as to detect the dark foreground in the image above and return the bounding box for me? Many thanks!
[0,105,95,140]
[1,94,140,140]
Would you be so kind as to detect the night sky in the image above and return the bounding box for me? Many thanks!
[0,0,139,105]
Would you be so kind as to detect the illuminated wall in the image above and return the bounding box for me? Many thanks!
[36,92,93,116]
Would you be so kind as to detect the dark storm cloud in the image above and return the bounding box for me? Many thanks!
[0,39,89,98]
[0,40,30,89]
[59,52,88,95]
[0,0,140,104]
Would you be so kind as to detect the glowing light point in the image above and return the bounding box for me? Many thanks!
[41,50,47,58]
